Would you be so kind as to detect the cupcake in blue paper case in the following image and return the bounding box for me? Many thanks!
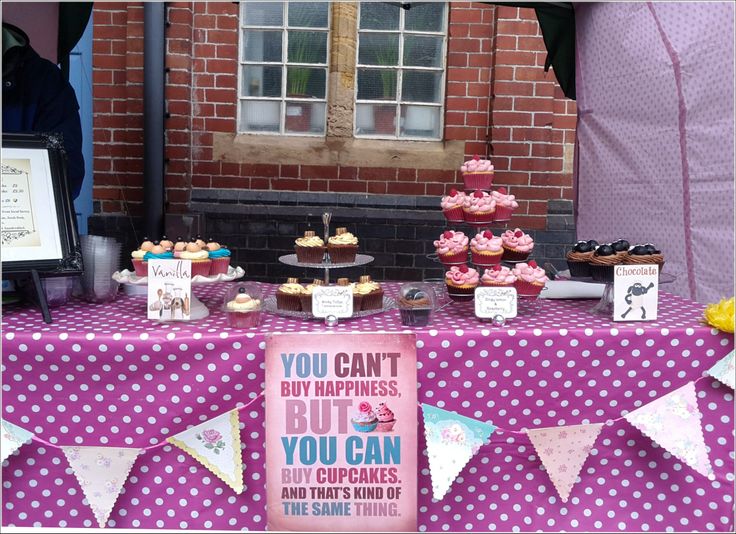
[351,401,378,432]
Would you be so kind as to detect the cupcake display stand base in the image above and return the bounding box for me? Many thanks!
[112,266,245,320]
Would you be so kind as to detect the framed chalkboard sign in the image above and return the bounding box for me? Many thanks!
[1,133,82,275]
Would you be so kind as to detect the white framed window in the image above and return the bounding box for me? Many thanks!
[355,2,448,140]
[238,1,330,135]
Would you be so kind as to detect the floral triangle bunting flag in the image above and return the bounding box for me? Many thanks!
[526,423,603,503]
[625,381,715,479]
[706,349,735,390]
[421,404,496,500]
[167,409,244,493]
[61,446,142,527]
[1,419,34,462]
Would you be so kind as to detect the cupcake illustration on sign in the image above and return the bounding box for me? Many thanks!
[351,401,378,432]
[376,402,396,432]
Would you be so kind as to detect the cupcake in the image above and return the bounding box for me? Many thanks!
[172,237,187,258]
[355,275,383,310]
[351,401,378,432]
[193,234,207,248]
[463,190,496,225]
[299,279,324,314]
[627,244,665,272]
[159,235,174,251]
[294,231,326,264]
[589,244,622,282]
[434,230,469,266]
[398,284,434,326]
[445,265,480,302]
[566,240,596,278]
[327,227,358,264]
[501,228,534,262]
[335,277,363,312]
[461,154,494,190]
[611,239,630,261]
[480,264,516,287]
[490,187,518,222]
[207,240,232,275]
[276,277,305,311]
[179,241,212,277]
[375,402,396,432]
[441,188,466,223]
[470,230,503,267]
[143,244,175,269]
[225,287,261,328]
[131,237,154,276]
[512,260,549,296]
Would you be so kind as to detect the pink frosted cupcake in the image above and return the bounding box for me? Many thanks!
[207,240,232,275]
[481,264,517,287]
[501,228,534,261]
[470,230,503,267]
[434,230,469,266]
[512,260,548,296]
[375,402,396,432]
[441,189,466,223]
[491,187,519,222]
[461,155,494,190]
[445,265,480,302]
[463,190,496,225]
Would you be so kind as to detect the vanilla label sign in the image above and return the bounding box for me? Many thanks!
[147,259,192,321]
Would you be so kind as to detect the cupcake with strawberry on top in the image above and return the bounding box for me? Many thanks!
[491,187,519,221]
[480,264,516,287]
[440,188,466,223]
[434,230,469,266]
[512,260,548,296]
[470,230,503,267]
[445,264,480,302]
[461,155,494,190]
[501,228,534,262]
[463,190,496,225]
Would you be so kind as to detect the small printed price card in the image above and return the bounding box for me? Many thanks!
[474,286,517,319]
[312,285,353,318]
[613,264,659,321]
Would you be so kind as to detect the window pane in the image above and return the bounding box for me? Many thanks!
[288,2,328,28]
[355,103,397,136]
[285,101,325,134]
[286,67,326,98]
[358,33,399,66]
[359,2,400,30]
[405,3,445,32]
[243,30,282,62]
[401,104,440,138]
[241,65,282,97]
[402,70,442,103]
[287,31,327,64]
[244,2,283,26]
[241,100,281,132]
[357,68,397,100]
[403,35,443,68]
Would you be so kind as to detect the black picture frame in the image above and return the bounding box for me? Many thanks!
[1,132,83,276]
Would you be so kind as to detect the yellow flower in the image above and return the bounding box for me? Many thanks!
[703,297,735,333]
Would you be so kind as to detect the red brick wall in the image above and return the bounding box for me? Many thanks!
[92,2,576,229]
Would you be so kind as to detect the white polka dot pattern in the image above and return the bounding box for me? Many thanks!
[2,283,734,531]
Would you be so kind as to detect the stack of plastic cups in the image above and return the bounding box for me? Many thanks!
[80,234,122,303]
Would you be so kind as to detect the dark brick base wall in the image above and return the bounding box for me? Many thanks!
[88,191,575,283]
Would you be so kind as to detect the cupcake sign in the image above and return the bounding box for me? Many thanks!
[265,333,417,532]
[613,264,659,321]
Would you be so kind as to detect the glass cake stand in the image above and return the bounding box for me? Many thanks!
[278,253,374,284]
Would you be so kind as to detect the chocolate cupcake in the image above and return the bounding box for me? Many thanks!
[627,244,665,272]
[355,275,383,310]
[589,244,621,282]
[327,227,358,264]
[566,240,595,277]
[295,230,326,264]
[611,239,630,261]
[276,277,305,311]
[398,287,433,326]
[336,278,363,312]
[299,279,324,314]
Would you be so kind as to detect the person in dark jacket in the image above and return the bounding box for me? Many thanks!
[2,22,84,200]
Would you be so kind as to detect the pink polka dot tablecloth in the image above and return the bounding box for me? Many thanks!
[2,282,734,532]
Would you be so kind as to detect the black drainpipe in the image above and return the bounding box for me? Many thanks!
[143,2,166,239]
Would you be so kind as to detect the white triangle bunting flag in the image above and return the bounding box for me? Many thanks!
[1,419,35,462]
[421,404,496,500]
[167,409,244,493]
[706,349,735,389]
[527,423,603,503]
[625,381,715,479]
[62,446,142,527]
